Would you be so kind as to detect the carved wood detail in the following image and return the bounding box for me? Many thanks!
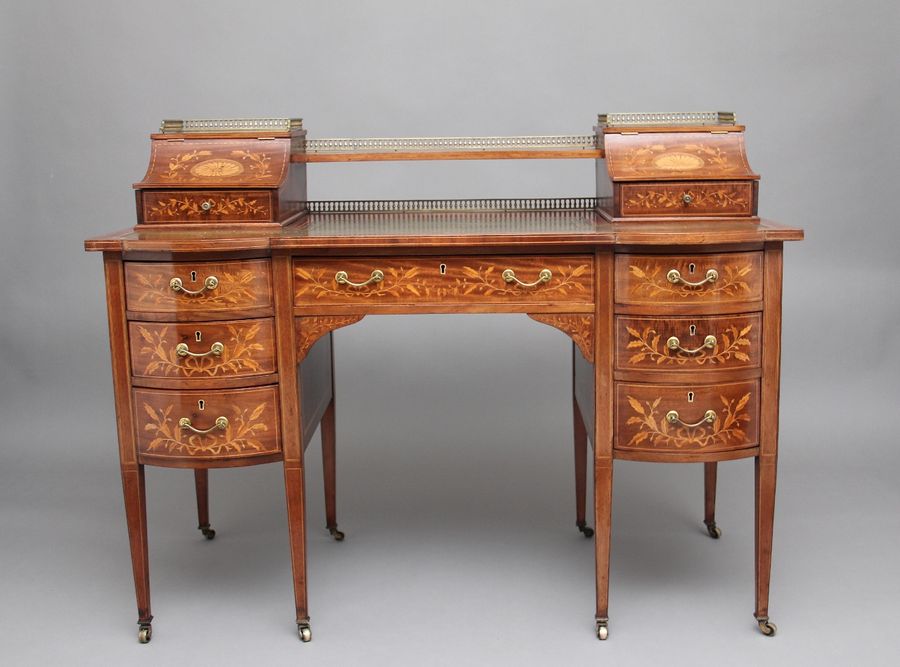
[296,315,364,360]
[528,313,595,362]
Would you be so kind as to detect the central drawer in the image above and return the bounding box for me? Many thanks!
[134,385,281,465]
[294,255,594,311]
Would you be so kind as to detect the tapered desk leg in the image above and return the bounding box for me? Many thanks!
[193,469,215,540]
[321,398,344,541]
[573,393,593,538]
[122,465,152,643]
[755,456,777,636]
[593,249,615,641]
[703,463,721,539]
[594,460,612,640]
[272,253,311,642]
[284,463,311,640]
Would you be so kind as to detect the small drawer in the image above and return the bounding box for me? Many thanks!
[125,259,273,316]
[134,385,281,463]
[620,181,753,217]
[129,318,276,381]
[294,255,594,309]
[615,252,763,306]
[142,190,274,224]
[615,380,759,453]
[616,313,761,372]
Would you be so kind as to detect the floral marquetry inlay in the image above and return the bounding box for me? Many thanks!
[161,149,273,181]
[624,393,752,450]
[135,323,268,377]
[622,183,750,213]
[625,323,753,367]
[296,315,364,360]
[528,314,594,362]
[295,262,592,303]
[146,194,269,221]
[628,263,754,300]
[141,401,274,457]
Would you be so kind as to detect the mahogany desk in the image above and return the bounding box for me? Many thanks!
[85,114,803,643]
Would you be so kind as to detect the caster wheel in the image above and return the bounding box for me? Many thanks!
[298,623,312,642]
[577,522,595,538]
[596,621,609,641]
[138,625,152,644]
[757,619,777,637]
[200,526,216,540]
[328,526,345,542]
[705,522,722,539]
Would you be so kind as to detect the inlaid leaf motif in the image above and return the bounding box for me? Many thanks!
[295,263,590,301]
[143,401,273,456]
[623,392,752,450]
[136,324,267,377]
[624,322,754,367]
[628,263,755,299]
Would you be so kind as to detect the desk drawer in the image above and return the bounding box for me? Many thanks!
[134,385,281,463]
[125,259,273,316]
[142,190,274,224]
[620,181,753,217]
[615,380,759,454]
[129,318,276,381]
[616,313,761,372]
[615,252,763,306]
[294,255,593,309]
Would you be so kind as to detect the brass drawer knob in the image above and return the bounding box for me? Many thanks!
[502,268,552,287]
[335,269,384,288]
[178,416,228,434]
[682,193,694,205]
[666,268,718,287]
[169,275,219,295]
[665,409,717,428]
[666,335,717,354]
[200,200,215,211]
[175,341,225,358]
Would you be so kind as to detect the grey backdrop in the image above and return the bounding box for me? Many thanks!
[1,1,898,665]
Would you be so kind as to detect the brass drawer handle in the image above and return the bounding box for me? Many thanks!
[175,341,224,358]
[665,409,716,428]
[179,416,228,434]
[200,200,215,212]
[666,268,718,287]
[335,269,384,288]
[502,268,552,287]
[666,335,717,355]
[169,275,219,295]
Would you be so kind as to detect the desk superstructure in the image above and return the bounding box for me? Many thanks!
[85,113,803,644]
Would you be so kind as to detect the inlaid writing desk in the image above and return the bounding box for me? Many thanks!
[85,113,803,643]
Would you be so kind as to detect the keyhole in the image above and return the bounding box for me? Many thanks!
[198,399,206,411]
[687,392,695,403]
[439,263,447,275]
[689,324,697,336]
[195,331,202,342]
[190,271,197,282]
[688,263,696,274]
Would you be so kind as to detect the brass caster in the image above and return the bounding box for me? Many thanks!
[596,620,609,641]
[576,521,594,538]
[328,526,345,542]
[705,521,722,539]
[298,622,312,642]
[199,525,216,540]
[757,618,777,637]
[138,624,152,644]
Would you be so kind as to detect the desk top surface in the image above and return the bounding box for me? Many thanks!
[85,209,803,253]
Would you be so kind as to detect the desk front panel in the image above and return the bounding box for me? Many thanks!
[293,254,594,313]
